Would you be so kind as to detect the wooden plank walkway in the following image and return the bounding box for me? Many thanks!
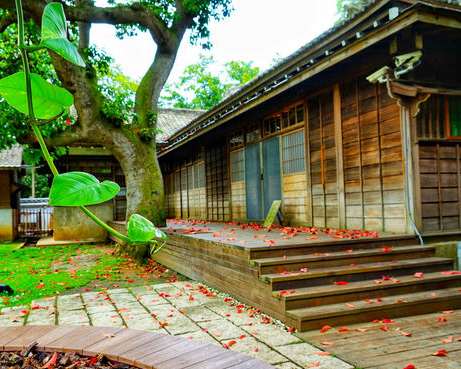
[299,309,461,368]
[0,326,276,369]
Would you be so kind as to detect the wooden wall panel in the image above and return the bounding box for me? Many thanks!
[340,77,406,233]
[282,173,308,225]
[308,91,339,229]
[418,142,461,232]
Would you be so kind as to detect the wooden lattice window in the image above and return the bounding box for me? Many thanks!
[230,150,245,182]
[245,123,260,144]
[282,129,306,174]
[229,131,244,149]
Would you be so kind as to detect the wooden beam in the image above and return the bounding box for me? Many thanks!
[334,84,346,229]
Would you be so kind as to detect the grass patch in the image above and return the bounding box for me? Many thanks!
[0,244,181,308]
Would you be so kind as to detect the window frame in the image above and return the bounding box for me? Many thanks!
[445,95,461,139]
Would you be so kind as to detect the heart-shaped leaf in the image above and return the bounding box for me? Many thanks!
[49,172,120,206]
[127,214,167,242]
[0,72,73,119]
[39,3,85,67]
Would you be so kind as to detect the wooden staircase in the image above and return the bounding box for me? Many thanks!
[249,236,461,331]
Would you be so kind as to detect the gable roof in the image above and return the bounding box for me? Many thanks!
[0,144,23,168]
[159,0,461,155]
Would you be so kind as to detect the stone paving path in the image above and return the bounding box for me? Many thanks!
[0,281,353,369]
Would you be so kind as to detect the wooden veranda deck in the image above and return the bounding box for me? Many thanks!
[152,220,461,333]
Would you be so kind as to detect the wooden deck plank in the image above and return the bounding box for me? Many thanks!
[45,326,124,353]
[183,351,253,369]
[227,358,277,368]
[153,344,226,369]
[138,339,208,367]
[83,329,154,360]
[5,325,57,350]
[0,326,31,350]
[121,335,184,362]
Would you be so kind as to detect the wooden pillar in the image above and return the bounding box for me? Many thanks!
[334,84,346,229]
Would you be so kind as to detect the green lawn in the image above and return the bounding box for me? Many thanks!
[0,243,171,308]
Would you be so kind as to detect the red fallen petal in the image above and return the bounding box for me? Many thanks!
[403,365,416,369]
[457,336,461,341]
[346,303,356,308]
[251,347,259,352]
[382,318,394,323]
[441,310,454,314]
[442,336,453,343]
[239,334,246,339]
[374,280,383,284]
[287,326,295,332]
[279,291,287,296]
[438,317,447,322]
[380,325,388,331]
[431,349,448,356]
[334,281,348,285]
[308,236,319,239]
[43,351,58,369]
[320,341,335,346]
[227,340,237,347]
[314,352,331,356]
[320,325,331,333]
[356,328,368,332]
[377,298,383,302]
[350,264,356,267]
[372,319,381,323]
[414,272,424,278]
[103,333,115,338]
[308,362,320,368]
[338,327,349,332]
[442,270,461,275]
[382,275,391,280]
[224,298,232,302]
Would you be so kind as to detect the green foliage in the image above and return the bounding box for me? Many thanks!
[106,0,233,49]
[49,172,120,206]
[0,72,74,119]
[160,55,259,109]
[19,172,51,198]
[39,3,85,66]
[127,214,167,243]
[336,0,373,20]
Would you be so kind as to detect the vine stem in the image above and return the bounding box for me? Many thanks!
[15,0,131,245]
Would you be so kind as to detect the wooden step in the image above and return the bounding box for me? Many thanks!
[260,257,453,290]
[251,245,435,274]
[274,272,461,309]
[286,286,461,331]
[248,235,419,259]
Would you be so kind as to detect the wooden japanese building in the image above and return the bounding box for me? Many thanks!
[159,0,461,238]
[0,144,24,242]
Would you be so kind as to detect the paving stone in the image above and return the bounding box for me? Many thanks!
[31,297,55,308]
[57,310,90,325]
[276,343,354,369]
[162,291,202,307]
[57,295,86,311]
[226,336,287,365]
[138,297,170,311]
[241,323,302,347]
[105,288,131,294]
[275,362,303,369]
[86,304,117,314]
[205,300,264,325]
[0,317,24,326]
[89,312,124,327]
[177,330,221,346]
[26,310,56,325]
[124,315,162,331]
[197,319,246,340]
[180,305,222,322]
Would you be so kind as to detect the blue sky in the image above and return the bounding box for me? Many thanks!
[91,0,339,82]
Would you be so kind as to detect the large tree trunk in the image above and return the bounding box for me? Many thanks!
[111,137,165,225]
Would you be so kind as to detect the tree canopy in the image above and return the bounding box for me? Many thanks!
[160,54,259,109]
[0,0,233,225]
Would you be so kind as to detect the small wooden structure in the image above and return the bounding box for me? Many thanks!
[0,325,275,369]
[159,0,461,239]
[0,144,25,242]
